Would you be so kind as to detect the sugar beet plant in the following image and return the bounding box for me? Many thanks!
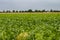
[0,13,60,40]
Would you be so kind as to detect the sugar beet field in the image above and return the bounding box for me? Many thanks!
[0,13,60,40]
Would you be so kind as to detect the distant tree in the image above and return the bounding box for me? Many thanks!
[25,10,28,12]
[3,10,5,13]
[12,10,15,13]
[21,11,25,12]
[0,11,2,13]
[19,11,22,13]
[50,9,53,12]
[6,10,11,13]
[28,9,32,12]
[6,10,8,13]
[35,10,41,12]
[16,10,19,13]
[42,9,45,12]
[38,10,41,12]
[53,10,60,12]
[35,10,38,12]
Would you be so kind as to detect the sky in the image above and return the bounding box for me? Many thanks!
[0,0,60,10]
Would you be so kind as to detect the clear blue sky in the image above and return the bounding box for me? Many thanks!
[0,0,60,10]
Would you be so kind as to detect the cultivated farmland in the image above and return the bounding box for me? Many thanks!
[0,13,60,40]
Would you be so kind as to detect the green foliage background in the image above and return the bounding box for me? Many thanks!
[0,13,60,40]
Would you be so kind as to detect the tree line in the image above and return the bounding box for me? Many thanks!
[0,9,60,13]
